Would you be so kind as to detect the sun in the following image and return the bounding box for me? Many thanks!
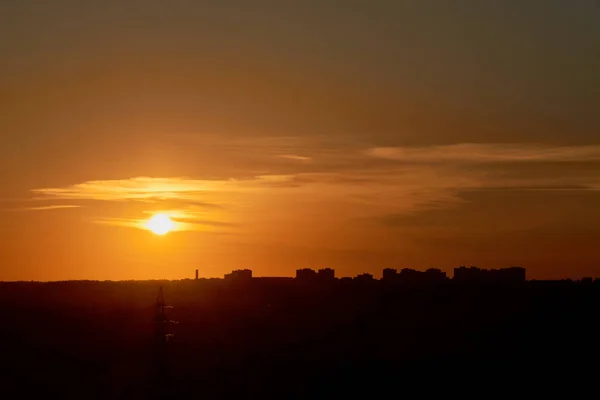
[147,214,175,235]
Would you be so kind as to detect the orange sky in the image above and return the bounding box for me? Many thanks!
[1,2,599,280]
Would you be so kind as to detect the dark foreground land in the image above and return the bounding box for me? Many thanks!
[1,278,599,398]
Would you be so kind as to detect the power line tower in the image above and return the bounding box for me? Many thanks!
[151,286,177,399]
[155,286,175,346]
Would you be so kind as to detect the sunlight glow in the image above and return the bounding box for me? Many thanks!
[146,213,175,235]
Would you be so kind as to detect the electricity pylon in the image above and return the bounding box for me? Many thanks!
[155,286,176,345]
[151,286,177,399]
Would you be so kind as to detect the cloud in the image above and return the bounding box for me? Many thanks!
[94,217,144,230]
[15,205,82,211]
[366,144,600,163]
[276,154,312,162]
[29,173,478,230]
[140,209,237,228]
[29,168,599,220]
[26,141,600,235]
[32,177,212,201]
[94,216,225,232]
[31,176,285,203]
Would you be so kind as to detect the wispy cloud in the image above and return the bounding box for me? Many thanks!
[29,168,600,220]
[32,177,212,201]
[140,208,237,228]
[367,144,600,163]
[25,142,600,234]
[29,177,278,231]
[17,205,82,211]
[94,216,227,232]
[31,176,278,203]
[276,154,312,162]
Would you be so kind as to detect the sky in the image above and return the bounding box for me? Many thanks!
[1,1,599,281]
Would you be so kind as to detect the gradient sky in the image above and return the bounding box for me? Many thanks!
[1,1,599,280]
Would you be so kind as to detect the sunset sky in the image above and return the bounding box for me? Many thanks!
[1,1,599,280]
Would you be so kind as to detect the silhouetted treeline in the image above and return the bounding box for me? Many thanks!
[0,277,598,398]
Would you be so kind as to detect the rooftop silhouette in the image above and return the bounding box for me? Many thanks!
[212,266,527,285]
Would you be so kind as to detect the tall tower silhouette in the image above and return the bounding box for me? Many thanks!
[151,286,175,399]
[155,286,173,346]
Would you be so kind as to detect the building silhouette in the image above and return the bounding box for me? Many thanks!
[382,268,399,281]
[216,265,527,285]
[354,273,374,282]
[399,268,421,283]
[391,268,447,284]
[296,268,318,281]
[224,269,253,281]
[317,268,335,281]
[453,266,525,283]
[492,267,526,282]
[425,268,447,282]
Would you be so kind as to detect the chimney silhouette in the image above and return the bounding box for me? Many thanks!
[195,269,199,280]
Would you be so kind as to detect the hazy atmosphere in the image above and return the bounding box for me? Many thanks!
[2,1,599,280]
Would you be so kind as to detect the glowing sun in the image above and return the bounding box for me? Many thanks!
[147,214,175,235]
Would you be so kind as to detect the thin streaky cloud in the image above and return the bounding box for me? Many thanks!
[31,176,296,202]
[140,209,237,227]
[276,154,312,162]
[29,171,600,216]
[463,186,595,192]
[175,219,238,227]
[17,205,82,211]
[94,217,230,233]
[25,153,600,234]
[367,144,600,163]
